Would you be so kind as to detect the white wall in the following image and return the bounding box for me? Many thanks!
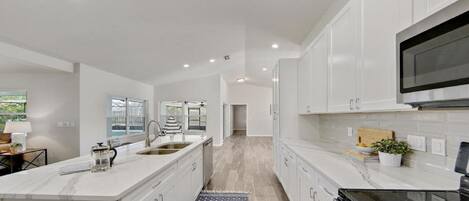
[232,105,247,130]
[154,74,223,146]
[0,72,80,163]
[78,64,154,155]
[228,84,273,136]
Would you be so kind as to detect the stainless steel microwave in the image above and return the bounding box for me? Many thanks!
[397,1,469,108]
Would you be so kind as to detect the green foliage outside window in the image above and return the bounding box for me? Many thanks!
[0,92,27,132]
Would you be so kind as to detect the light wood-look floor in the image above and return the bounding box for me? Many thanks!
[205,134,288,201]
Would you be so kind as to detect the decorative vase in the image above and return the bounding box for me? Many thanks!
[378,152,402,167]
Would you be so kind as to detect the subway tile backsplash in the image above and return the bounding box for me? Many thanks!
[319,110,469,173]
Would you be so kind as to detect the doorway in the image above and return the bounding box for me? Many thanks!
[231,104,247,136]
[223,104,230,139]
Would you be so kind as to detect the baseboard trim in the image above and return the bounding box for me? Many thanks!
[246,135,273,137]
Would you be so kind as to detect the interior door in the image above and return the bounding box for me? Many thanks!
[328,0,360,112]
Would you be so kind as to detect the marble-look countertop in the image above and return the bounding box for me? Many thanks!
[0,135,210,201]
[281,139,461,190]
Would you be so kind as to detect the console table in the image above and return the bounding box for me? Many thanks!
[0,148,47,174]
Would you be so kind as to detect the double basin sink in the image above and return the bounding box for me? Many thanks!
[137,142,192,155]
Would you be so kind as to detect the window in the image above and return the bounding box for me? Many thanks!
[159,100,207,133]
[0,91,27,132]
[109,97,147,137]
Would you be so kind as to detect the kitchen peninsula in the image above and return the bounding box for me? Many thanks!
[0,135,211,201]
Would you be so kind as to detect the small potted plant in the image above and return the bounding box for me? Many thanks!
[371,139,411,167]
[10,143,23,154]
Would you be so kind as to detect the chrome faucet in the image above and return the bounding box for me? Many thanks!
[145,120,164,148]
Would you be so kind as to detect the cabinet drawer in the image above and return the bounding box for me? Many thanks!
[122,163,177,201]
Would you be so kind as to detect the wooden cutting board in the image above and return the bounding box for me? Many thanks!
[357,128,394,146]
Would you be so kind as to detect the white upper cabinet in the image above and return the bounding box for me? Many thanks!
[310,31,329,114]
[327,0,361,112]
[413,0,458,23]
[357,0,412,111]
[298,29,329,114]
[298,48,313,114]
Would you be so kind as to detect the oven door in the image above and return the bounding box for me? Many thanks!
[397,7,469,104]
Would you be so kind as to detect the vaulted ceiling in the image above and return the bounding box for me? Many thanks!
[0,0,334,86]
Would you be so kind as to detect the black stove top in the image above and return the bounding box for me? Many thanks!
[338,189,465,201]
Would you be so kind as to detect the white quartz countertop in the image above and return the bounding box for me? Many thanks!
[0,135,211,201]
[281,139,461,190]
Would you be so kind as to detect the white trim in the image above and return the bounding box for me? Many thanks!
[246,134,272,137]
[213,143,223,147]
[0,41,74,73]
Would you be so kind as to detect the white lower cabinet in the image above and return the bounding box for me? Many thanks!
[277,144,339,201]
[123,146,204,201]
[279,145,298,201]
[316,174,339,201]
[297,160,316,201]
[191,153,204,199]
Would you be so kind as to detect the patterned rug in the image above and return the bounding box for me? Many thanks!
[196,191,249,201]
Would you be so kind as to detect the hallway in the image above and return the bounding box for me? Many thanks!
[205,135,288,201]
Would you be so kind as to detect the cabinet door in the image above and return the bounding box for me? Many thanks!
[298,49,313,114]
[413,0,458,23]
[328,0,360,112]
[177,163,193,201]
[273,65,280,175]
[310,31,329,113]
[191,154,204,199]
[287,151,298,201]
[357,0,411,111]
[156,182,177,201]
[316,174,339,201]
[298,163,315,201]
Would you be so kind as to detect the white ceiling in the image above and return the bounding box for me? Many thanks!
[0,0,334,86]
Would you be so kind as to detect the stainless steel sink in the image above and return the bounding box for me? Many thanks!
[157,142,192,149]
[137,148,180,155]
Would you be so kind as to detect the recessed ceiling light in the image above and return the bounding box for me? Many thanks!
[183,64,190,68]
[262,67,268,71]
[236,78,245,83]
[209,59,216,63]
[272,43,279,49]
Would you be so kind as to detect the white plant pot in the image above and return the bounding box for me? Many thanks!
[378,152,402,167]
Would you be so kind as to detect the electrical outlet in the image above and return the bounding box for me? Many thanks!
[407,135,426,152]
[431,138,446,156]
[347,127,354,137]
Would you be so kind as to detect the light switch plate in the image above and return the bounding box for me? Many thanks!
[407,135,426,152]
[431,138,446,156]
[347,127,353,137]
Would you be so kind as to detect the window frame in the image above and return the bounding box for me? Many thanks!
[108,96,148,139]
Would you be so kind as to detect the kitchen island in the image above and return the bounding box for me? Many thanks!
[0,134,211,201]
